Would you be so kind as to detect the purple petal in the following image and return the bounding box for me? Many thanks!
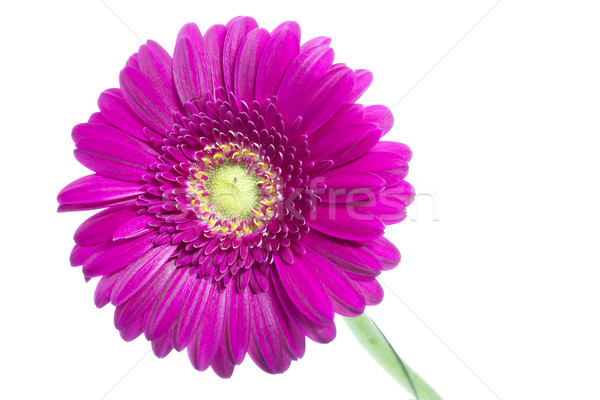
[119,66,176,133]
[295,65,355,136]
[308,121,381,166]
[383,179,415,202]
[119,314,145,341]
[94,270,123,308]
[112,214,155,240]
[70,243,101,267]
[307,247,366,317]
[172,276,210,351]
[125,52,139,70]
[308,202,385,241]
[57,175,143,212]
[145,266,195,340]
[211,345,235,378]
[346,69,373,104]
[255,21,301,103]
[315,169,384,204]
[97,89,148,142]
[274,251,334,325]
[110,243,177,306]
[82,232,154,278]
[309,103,364,139]
[204,24,227,90]
[151,333,174,358]
[71,122,151,147]
[277,44,335,126]
[362,236,401,271]
[270,274,337,344]
[301,230,382,277]
[74,136,156,181]
[300,36,331,52]
[187,284,226,371]
[373,141,412,161]
[353,278,384,305]
[234,28,270,104]
[114,260,177,332]
[248,290,286,373]
[363,105,394,137]
[87,112,110,125]
[223,17,259,94]
[138,40,180,109]
[364,193,408,225]
[173,23,213,104]
[74,204,139,245]
[223,284,250,365]
[265,286,306,360]
[336,144,410,187]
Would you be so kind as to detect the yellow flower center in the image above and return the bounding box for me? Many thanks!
[204,162,262,221]
[186,142,278,236]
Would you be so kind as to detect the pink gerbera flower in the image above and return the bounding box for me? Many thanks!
[58,16,414,378]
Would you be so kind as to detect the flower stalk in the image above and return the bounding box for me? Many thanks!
[343,313,443,400]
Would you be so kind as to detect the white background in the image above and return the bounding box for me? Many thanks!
[1,1,599,399]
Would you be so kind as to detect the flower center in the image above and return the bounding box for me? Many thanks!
[186,142,278,236]
[204,162,261,221]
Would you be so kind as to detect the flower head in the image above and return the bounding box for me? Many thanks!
[58,16,414,377]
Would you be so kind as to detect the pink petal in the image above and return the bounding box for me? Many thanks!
[277,44,335,126]
[173,23,213,104]
[274,251,333,325]
[138,40,180,109]
[119,66,176,133]
[270,274,337,344]
[248,290,285,373]
[82,232,154,278]
[187,285,226,371]
[97,88,148,142]
[151,332,174,358]
[203,24,227,90]
[308,202,385,242]
[114,260,177,332]
[346,69,373,104]
[222,17,259,95]
[234,28,270,104]
[295,65,355,136]
[172,276,211,351]
[223,284,250,365]
[70,243,101,267]
[145,266,196,340]
[74,204,138,246]
[315,169,384,204]
[352,278,384,306]
[74,136,156,181]
[110,243,177,306]
[94,270,123,308]
[363,105,394,137]
[112,214,155,240]
[336,145,409,187]
[265,285,306,360]
[308,103,364,139]
[300,36,331,52]
[255,21,301,103]
[57,175,143,213]
[308,121,381,166]
[362,236,401,271]
[301,230,381,277]
[306,247,366,317]
[211,345,235,378]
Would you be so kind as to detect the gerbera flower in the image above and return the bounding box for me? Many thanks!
[58,16,414,378]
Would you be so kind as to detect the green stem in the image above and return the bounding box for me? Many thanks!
[343,313,443,400]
